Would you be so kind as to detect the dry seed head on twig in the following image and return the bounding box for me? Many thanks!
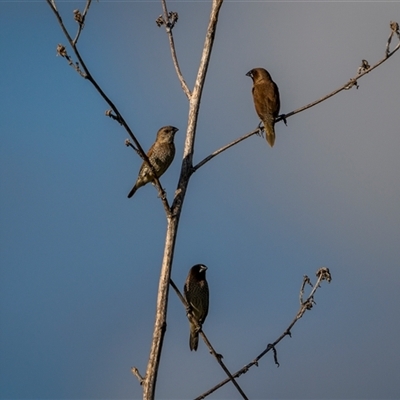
[155,12,179,31]
[56,43,67,57]
[316,267,332,283]
[156,15,164,27]
[386,20,400,56]
[390,21,399,35]
[73,9,84,26]
[358,59,370,74]
[169,11,178,26]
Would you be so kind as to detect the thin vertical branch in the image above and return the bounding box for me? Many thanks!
[141,2,224,399]
[172,0,224,215]
[160,0,192,99]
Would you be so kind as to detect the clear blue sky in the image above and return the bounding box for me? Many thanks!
[1,1,399,399]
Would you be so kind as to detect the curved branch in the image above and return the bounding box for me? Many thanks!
[195,268,332,400]
[280,39,400,122]
[194,34,400,173]
[46,0,172,215]
[169,279,249,400]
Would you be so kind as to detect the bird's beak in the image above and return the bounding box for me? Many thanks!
[245,71,252,77]
[200,265,208,272]
[173,127,179,134]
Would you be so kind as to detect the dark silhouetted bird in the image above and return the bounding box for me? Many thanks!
[127,126,178,198]
[184,264,209,351]
[246,67,280,147]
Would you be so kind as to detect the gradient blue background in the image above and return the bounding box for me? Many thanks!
[1,1,399,399]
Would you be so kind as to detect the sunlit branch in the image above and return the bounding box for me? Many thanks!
[143,2,225,399]
[194,25,400,173]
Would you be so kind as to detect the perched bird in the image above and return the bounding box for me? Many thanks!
[127,126,178,198]
[246,67,280,147]
[184,264,209,351]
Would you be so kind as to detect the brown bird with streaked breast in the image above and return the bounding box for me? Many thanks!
[127,125,178,198]
[184,264,209,351]
[246,68,280,147]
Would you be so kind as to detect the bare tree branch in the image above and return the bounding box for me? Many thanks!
[171,0,224,216]
[386,21,400,56]
[169,279,249,400]
[142,217,178,399]
[158,0,192,99]
[47,1,393,398]
[193,128,259,172]
[193,25,400,173]
[142,3,225,398]
[280,38,400,122]
[131,367,145,386]
[195,267,332,400]
[72,0,92,45]
[46,0,172,215]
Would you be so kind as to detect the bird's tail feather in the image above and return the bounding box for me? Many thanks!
[264,120,276,147]
[189,323,199,351]
[127,184,138,198]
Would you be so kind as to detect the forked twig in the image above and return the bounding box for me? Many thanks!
[169,279,249,400]
[158,0,192,99]
[195,267,332,400]
[46,0,172,215]
[72,0,92,45]
[280,37,400,122]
